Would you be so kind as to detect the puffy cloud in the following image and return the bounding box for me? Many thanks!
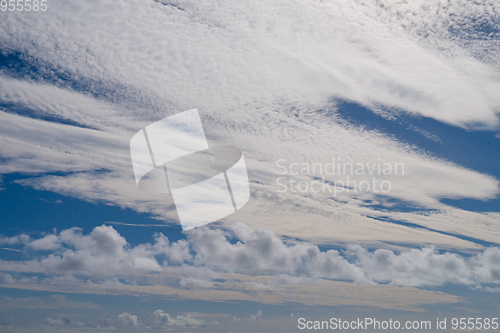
[228,310,263,323]
[472,247,500,284]
[0,272,16,285]
[46,316,84,328]
[151,309,170,326]
[347,245,472,286]
[0,234,30,246]
[0,223,499,289]
[39,225,165,276]
[28,234,60,251]
[247,310,262,322]
[152,310,205,327]
[111,310,208,329]
[189,224,368,282]
[117,311,138,326]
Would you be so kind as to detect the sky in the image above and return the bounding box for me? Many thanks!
[0,0,500,332]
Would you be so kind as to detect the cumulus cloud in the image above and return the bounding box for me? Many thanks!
[347,245,472,286]
[0,272,16,285]
[0,223,499,289]
[247,310,263,322]
[47,316,84,328]
[36,225,191,276]
[471,247,500,284]
[230,310,263,324]
[117,312,138,326]
[189,224,367,282]
[112,310,207,329]
[152,310,205,327]
[0,234,30,246]
[28,234,60,251]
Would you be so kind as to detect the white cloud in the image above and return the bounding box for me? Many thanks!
[0,223,499,289]
[1,0,499,128]
[107,310,208,329]
[189,224,368,282]
[179,277,214,289]
[1,86,498,250]
[0,234,30,246]
[38,225,165,276]
[347,245,472,286]
[471,247,500,284]
[0,37,499,248]
[0,76,140,132]
[247,310,263,322]
[152,310,205,327]
[28,234,60,251]
[47,316,84,327]
[0,0,499,297]
[0,273,16,285]
[117,312,138,326]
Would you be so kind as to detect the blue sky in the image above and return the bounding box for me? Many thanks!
[0,0,500,332]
